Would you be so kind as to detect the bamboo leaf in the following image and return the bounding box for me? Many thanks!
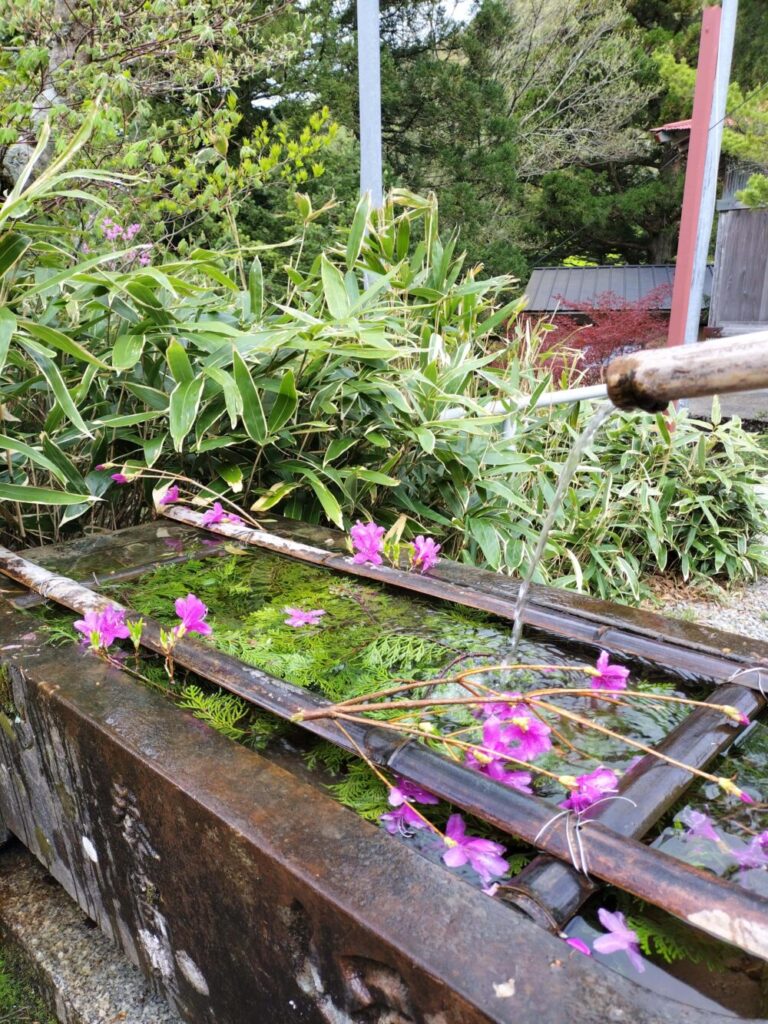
[0,308,16,374]
[19,343,92,437]
[346,193,371,269]
[169,377,205,451]
[321,256,350,319]
[0,482,94,505]
[0,232,31,278]
[112,333,146,371]
[232,349,267,443]
[21,319,109,368]
[167,339,194,383]
[267,369,297,433]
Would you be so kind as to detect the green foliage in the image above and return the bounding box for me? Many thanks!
[177,684,250,741]
[625,907,724,969]
[0,0,336,251]
[328,761,390,822]
[737,173,768,209]
[2,137,766,602]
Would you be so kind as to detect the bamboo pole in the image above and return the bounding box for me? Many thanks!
[1,542,768,961]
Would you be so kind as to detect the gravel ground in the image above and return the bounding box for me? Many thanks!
[642,575,768,643]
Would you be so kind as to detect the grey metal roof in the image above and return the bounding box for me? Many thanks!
[523,265,714,312]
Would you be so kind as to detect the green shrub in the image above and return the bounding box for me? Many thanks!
[1,129,766,603]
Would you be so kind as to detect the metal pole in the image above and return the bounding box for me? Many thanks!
[684,0,738,346]
[357,0,383,209]
[667,5,721,348]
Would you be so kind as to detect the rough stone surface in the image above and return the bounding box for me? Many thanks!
[644,576,768,644]
[0,841,181,1024]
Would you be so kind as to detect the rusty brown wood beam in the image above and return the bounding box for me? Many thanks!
[1,543,767,962]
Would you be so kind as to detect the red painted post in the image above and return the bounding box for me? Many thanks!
[667,6,722,348]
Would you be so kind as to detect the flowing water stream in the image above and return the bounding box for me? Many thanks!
[508,402,615,655]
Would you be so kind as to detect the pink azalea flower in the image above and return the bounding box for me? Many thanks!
[200,501,243,526]
[465,718,533,791]
[411,535,441,573]
[473,691,524,720]
[592,651,630,690]
[758,831,768,849]
[174,593,212,637]
[501,704,552,762]
[380,803,428,836]
[730,837,768,870]
[74,605,130,650]
[159,485,180,506]
[283,607,325,628]
[350,521,385,565]
[593,909,645,972]
[564,937,592,956]
[111,473,129,484]
[560,766,619,813]
[441,813,509,885]
[388,778,439,807]
[681,809,719,843]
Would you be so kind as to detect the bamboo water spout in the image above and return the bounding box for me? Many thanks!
[605,331,768,412]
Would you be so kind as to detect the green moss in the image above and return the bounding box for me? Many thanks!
[0,945,57,1023]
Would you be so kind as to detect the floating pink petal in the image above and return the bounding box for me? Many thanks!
[441,813,509,885]
[592,651,630,691]
[283,607,326,628]
[388,778,439,807]
[593,908,645,973]
[380,804,427,836]
[174,593,212,636]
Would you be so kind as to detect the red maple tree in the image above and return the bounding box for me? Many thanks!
[532,284,672,385]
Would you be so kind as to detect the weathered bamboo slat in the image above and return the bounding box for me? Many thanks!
[606,332,768,412]
[1,543,768,962]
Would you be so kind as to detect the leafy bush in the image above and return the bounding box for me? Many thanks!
[1,129,766,603]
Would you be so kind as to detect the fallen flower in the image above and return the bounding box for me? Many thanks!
[283,607,326,628]
[564,937,591,956]
[502,705,552,762]
[200,501,243,526]
[174,593,212,637]
[473,690,524,720]
[681,809,719,843]
[729,836,768,870]
[592,651,630,691]
[465,718,534,791]
[411,535,441,574]
[380,803,428,836]
[441,813,509,885]
[74,605,130,650]
[593,908,645,973]
[158,484,180,506]
[350,521,385,565]
[388,778,439,807]
[560,766,619,813]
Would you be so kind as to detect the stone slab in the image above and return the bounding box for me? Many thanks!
[0,841,181,1024]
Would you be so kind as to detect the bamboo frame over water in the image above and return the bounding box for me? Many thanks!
[2,538,768,963]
